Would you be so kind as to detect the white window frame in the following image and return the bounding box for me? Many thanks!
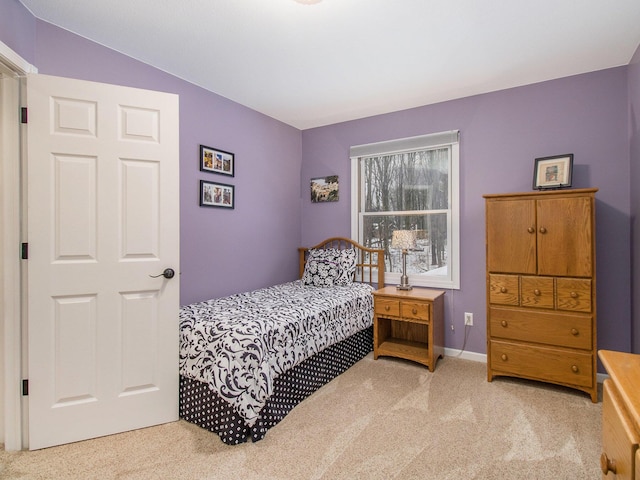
[350,130,460,290]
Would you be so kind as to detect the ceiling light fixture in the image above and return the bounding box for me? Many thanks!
[294,0,322,4]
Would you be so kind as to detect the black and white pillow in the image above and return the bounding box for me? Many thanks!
[302,248,357,286]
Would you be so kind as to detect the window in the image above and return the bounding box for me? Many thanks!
[350,130,460,289]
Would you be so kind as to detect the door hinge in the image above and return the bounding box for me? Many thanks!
[21,242,28,259]
[20,107,27,124]
[22,379,29,396]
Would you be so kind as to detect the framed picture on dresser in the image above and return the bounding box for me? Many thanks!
[533,154,573,190]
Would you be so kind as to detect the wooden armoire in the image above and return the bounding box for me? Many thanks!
[484,188,598,402]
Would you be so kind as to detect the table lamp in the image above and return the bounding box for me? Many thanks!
[391,230,417,290]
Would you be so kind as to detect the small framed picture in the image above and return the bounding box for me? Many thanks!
[533,154,573,190]
[200,180,234,209]
[310,175,339,203]
[200,145,234,177]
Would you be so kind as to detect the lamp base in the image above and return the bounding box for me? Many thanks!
[397,254,412,290]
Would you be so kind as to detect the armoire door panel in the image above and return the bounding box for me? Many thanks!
[486,199,536,274]
[537,196,593,277]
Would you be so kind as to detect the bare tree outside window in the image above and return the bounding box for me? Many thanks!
[359,147,452,283]
[351,130,459,289]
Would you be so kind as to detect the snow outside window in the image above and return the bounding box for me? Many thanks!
[350,130,460,289]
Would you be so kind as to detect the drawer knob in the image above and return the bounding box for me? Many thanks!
[571,365,579,373]
[570,328,579,336]
[534,289,541,296]
[501,354,508,361]
[384,305,390,311]
[500,287,507,293]
[527,227,535,234]
[570,292,578,298]
[412,308,418,315]
[600,453,616,475]
[501,320,508,328]
[539,227,547,234]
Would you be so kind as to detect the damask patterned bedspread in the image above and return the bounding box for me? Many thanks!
[179,280,374,427]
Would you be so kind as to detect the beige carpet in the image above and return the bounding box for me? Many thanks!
[0,355,602,479]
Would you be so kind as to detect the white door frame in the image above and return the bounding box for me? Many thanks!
[0,40,37,451]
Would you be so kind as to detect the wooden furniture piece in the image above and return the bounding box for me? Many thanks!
[599,350,640,479]
[373,286,445,371]
[484,188,598,402]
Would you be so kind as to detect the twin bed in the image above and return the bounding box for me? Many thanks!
[178,237,385,444]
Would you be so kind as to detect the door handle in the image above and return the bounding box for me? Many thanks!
[149,268,175,279]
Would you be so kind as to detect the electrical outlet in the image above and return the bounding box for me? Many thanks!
[464,312,473,326]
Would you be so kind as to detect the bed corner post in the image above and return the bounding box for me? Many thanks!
[298,247,307,279]
[377,248,385,287]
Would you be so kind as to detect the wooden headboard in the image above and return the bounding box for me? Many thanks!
[298,237,385,287]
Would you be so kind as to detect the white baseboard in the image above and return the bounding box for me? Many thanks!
[444,348,487,363]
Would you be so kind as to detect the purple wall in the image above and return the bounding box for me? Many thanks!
[0,0,36,64]
[302,69,632,355]
[1,1,303,307]
[1,0,637,357]
[630,44,640,354]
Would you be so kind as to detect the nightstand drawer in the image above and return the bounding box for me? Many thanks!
[556,278,592,312]
[375,298,400,317]
[490,340,593,388]
[489,274,519,306]
[401,301,430,322]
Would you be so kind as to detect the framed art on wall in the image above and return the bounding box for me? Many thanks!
[533,154,573,190]
[200,180,234,209]
[310,175,339,203]
[200,144,234,177]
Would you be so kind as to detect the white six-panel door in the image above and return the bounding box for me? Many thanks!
[26,74,180,450]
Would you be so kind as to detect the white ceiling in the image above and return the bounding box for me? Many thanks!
[18,0,640,130]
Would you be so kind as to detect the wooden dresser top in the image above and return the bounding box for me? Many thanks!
[374,286,445,301]
[599,350,640,431]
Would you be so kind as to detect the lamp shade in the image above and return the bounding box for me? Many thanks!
[391,230,417,250]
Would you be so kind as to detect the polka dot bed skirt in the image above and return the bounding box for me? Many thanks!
[179,326,373,445]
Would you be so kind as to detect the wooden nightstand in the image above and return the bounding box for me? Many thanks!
[373,286,445,371]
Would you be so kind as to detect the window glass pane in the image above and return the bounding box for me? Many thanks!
[363,147,449,212]
[362,213,448,276]
[352,130,459,289]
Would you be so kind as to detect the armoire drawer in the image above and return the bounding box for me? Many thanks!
[556,278,592,313]
[489,307,592,350]
[520,276,554,309]
[489,274,519,306]
[490,340,593,388]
